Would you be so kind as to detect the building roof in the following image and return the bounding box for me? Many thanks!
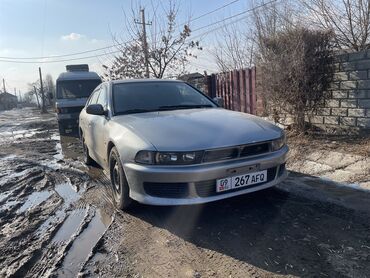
[179,72,204,81]
[0,92,17,98]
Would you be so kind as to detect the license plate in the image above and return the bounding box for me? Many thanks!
[216,170,267,192]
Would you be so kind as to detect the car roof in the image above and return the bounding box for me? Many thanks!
[57,71,101,82]
[110,79,184,85]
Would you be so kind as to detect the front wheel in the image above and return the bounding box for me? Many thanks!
[82,136,93,165]
[109,147,133,210]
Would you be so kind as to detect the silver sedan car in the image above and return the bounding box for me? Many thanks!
[79,79,288,210]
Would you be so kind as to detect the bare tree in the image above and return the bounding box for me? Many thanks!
[25,75,54,108]
[103,43,146,80]
[211,0,298,72]
[212,23,255,72]
[22,92,34,105]
[103,1,201,80]
[44,74,55,95]
[257,27,334,131]
[26,82,40,108]
[302,0,370,51]
[44,74,55,106]
[253,0,300,56]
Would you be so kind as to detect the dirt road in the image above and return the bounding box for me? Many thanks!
[0,108,369,277]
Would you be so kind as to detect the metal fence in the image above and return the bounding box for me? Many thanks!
[206,68,257,114]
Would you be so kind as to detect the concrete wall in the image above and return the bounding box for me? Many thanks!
[309,50,370,131]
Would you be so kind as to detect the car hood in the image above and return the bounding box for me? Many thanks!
[112,108,282,151]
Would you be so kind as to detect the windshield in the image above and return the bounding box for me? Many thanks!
[57,80,101,99]
[112,82,216,115]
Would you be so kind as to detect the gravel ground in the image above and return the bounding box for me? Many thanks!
[0,108,369,278]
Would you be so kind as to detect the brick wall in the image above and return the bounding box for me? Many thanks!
[308,50,370,131]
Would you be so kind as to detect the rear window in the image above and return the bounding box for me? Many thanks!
[57,79,101,99]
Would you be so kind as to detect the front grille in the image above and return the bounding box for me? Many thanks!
[143,182,189,198]
[203,148,239,162]
[240,143,269,157]
[195,167,277,197]
[60,106,84,113]
[202,142,271,163]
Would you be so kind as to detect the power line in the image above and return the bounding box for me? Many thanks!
[0,0,242,61]
[0,0,279,64]
[0,43,127,60]
[188,1,280,41]
[179,0,241,25]
[0,49,122,64]
[191,0,279,33]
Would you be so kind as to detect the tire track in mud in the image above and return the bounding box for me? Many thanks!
[83,205,280,278]
[0,108,114,277]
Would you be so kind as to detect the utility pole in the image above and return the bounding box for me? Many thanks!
[2,78,6,93]
[19,89,22,102]
[135,8,151,78]
[34,85,40,108]
[14,88,17,101]
[39,67,46,113]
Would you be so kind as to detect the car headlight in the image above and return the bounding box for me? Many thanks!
[135,150,155,164]
[271,132,286,151]
[135,151,203,165]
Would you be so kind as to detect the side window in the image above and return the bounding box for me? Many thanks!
[87,88,101,105]
[96,85,107,108]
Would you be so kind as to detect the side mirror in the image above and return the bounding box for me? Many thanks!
[213,97,224,107]
[86,104,106,116]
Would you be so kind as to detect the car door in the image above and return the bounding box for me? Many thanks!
[91,84,109,166]
[83,86,101,157]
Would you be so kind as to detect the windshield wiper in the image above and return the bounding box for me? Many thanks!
[117,105,214,115]
[158,104,214,110]
[116,108,157,115]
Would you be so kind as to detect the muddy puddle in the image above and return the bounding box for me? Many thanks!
[17,190,52,213]
[57,209,113,277]
[0,108,114,277]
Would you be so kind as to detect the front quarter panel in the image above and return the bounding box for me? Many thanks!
[107,120,156,169]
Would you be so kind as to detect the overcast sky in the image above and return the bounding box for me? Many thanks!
[0,0,249,94]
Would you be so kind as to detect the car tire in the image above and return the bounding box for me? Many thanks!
[109,147,133,210]
[82,136,93,165]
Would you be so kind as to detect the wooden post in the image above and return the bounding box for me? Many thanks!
[240,69,246,113]
[250,67,256,115]
[39,67,46,113]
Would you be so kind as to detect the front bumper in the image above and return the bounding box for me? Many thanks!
[57,113,79,128]
[123,145,289,205]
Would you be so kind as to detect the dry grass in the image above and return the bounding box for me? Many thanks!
[287,131,370,158]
